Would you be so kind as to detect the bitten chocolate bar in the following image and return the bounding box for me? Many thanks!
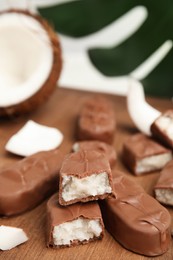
[47,193,104,248]
[0,149,63,216]
[100,172,171,256]
[77,96,116,144]
[122,133,172,175]
[72,140,116,168]
[154,160,173,205]
[151,110,173,149]
[59,150,113,206]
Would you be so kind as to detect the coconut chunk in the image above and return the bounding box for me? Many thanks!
[5,120,63,156]
[0,12,53,107]
[0,225,28,250]
[0,10,62,117]
[127,80,161,135]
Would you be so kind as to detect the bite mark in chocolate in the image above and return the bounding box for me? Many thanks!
[0,149,63,216]
[122,133,172,175]
[59,150,113,206]
[100,172,171,256]
[47,193,104,248]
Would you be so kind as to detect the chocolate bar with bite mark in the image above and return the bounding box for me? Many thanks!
[59,150,113,206]
[47,193,104,248]
[77,96,116,144]
[100,172,171,256]
[122,133,172,175]
[151,110,173,149]
[72,140,116,168]
[0,149,63,216]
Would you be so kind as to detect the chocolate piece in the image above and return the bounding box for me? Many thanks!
[122,133,172,175]
[151,110,173,149]
[59,150,113,206]
[154,160,173,205]
[0,149,63,216]
[77,96,116,144]
[100,172,171,256]
[47,193,104,248]
[72,140,116,168]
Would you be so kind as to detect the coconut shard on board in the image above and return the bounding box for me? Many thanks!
[0,9,62,117]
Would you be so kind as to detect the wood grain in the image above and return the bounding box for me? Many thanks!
[0,88,173,260]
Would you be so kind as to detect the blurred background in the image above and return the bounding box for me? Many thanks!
[1,0,173,98]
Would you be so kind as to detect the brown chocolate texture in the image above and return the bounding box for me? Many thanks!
[122,133,172,175]
[0,149,63,216]
[59,150,113,205]
[77,96,116,144]
[151,110,173,149]
[155,160,173,189]
[100,172,171,256]
[73,140,116,168]
[47,193,104,248]
[154,160,173,205]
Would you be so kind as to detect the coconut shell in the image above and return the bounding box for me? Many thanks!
[0,9,62,117]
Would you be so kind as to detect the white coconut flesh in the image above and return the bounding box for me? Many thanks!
[5,120,63,157]
[0,12,53,107]
[0,225,28,250]
[127,80,161,136]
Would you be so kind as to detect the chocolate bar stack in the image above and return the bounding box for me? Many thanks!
[47,149,113,248]
[47,96,116,248]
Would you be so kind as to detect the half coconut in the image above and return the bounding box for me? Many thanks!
[0,9,62,116]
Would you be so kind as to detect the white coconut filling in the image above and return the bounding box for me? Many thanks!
[5,120,63,156]
[0,13,53,106]
[136,153,172,174]
[62,172,112,201]
[155,189,173,205]
[53,217,102,246]
[155,116,173,141]
[0,225,28,250]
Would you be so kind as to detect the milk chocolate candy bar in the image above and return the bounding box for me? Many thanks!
[154,160,173,205]
[59,150,113,206]
[72,140,116,168]
[100,172,171,256]
[122,133,172,175]
[77,96,116,144]
[47,193,104,248]
[151,110,173,149]
[0,149,63,216]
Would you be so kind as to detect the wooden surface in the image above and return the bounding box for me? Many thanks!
[0,87,173,260]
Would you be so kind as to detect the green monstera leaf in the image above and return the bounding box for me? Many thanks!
[39,0,173,97]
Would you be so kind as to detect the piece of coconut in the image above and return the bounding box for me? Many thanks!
[5,120,63,156]
[127,79,161,135]
[0,10,62,117]
[0,225,28,250]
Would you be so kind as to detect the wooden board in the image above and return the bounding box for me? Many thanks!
[0,87,173,260]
